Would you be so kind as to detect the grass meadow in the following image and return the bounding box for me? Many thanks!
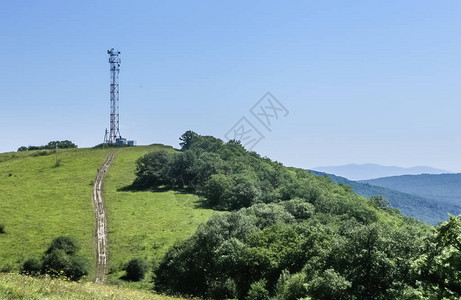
[0,148,111,278]
[0,273,184,299]
[0,144,216,296]
[103,145,217,287]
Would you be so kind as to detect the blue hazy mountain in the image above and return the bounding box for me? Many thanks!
[312,163,451,181]
[310,170,461,225]
[361,173,461,207]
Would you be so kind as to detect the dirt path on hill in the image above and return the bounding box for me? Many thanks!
[93,152,115,283]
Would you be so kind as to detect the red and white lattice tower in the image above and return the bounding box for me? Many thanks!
[107,48,121,143]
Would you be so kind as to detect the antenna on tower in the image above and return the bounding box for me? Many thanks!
[103,128,108,148]
[107,48,121,143]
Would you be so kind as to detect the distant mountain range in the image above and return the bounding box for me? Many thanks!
[310,171,461,225]
[361,173,461,207]
[312,163,451,181]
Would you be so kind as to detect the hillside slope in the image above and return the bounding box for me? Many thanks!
[144,132,433,299]
[311,171,461,225]
[103,145,217,285]
[0,148,111,276]
[361,173,461,206]
[0,145,216,290]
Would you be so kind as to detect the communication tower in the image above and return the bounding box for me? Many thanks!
[107,48,121,143]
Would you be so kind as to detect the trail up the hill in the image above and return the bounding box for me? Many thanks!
[93,152,115,283]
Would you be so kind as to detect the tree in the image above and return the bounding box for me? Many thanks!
[189,135,223,152]
[203,174,233,207]
[134,150,176,187]
[413,215,461,297]
[370,195,392,211]
[332,224,398,299]
[306,268,351,300]
[179,130,199,151]
[275,271,308,300]
[246,280,270,300]
[46,140,77,149]
[16,140,77,152]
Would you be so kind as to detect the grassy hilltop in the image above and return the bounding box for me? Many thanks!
[0,144,215,296]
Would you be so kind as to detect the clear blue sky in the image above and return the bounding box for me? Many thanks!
[2,1,461,171]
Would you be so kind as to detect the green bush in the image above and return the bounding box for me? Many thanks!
[46,236,79,255]
[124,258,148,281]
[21,236,89,281]
[30,150,49,157]
[0,224,4,234]
[66,256,90,281]
[93,143,119,149]
[20,258,41,276]
[41,248,89,281]
[0,264,13,273]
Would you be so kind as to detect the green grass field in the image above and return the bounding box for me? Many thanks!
[0,273,183,300]
[103,145,217,286]
[0,148,111,278]
[0,144,216,296]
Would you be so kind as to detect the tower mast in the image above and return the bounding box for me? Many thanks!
[107,48,121,143]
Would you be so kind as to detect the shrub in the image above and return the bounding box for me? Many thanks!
[66,256,90,281]
[41,248,89,281]
[46,236,79,255]
[30,150,49,157]
[38,236,89,281]
[0,224,4,234]
[20,258,41,276]
[124,258,148,281]
[41,249,71,277]
[0,264,13,273]
[93,143,119,149]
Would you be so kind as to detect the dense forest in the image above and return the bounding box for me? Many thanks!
[133,131,461,299]
[362,174,461,207]
[311,171,461,225]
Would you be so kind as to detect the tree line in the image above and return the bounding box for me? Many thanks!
[133,131,461,299]
[17,140,77,152]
